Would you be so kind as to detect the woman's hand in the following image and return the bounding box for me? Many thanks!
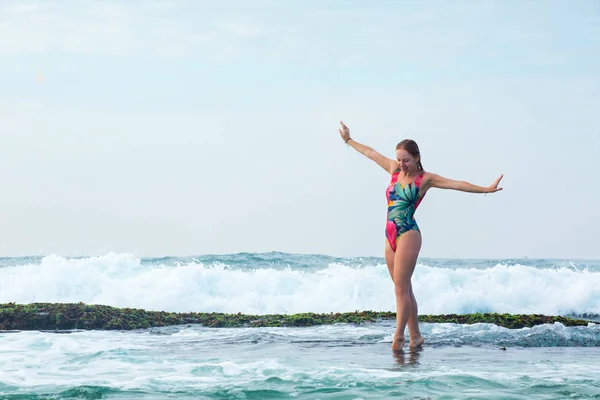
[485,174,504,193]
[338,121,351,143]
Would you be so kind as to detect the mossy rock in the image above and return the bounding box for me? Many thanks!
[0,303,592,331]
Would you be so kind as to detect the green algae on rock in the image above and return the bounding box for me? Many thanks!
[0,303,592,331]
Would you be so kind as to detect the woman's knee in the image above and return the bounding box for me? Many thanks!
[394,279,411,296]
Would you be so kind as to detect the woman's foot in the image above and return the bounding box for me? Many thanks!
[392,334,405,352]
[409,335,425,350]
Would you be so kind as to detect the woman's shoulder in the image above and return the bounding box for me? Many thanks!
[419,171,437,187]
[420,171,438,179]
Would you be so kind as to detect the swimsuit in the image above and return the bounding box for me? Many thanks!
[385,169,426,252]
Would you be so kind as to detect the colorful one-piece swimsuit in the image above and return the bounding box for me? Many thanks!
[385,169,426,252]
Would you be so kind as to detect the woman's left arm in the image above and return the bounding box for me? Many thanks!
[426,173,504,194]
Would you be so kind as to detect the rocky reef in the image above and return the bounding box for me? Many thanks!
[0,303,592,331]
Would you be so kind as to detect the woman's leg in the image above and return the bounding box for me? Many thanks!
[390,231,422,351]
[385,240,423,348]
[385,239,424,348]
[408,287,424,349]
[384,240,395,278]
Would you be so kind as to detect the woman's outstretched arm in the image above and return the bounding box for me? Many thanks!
[427,173,504,194]
[338,121,396,174]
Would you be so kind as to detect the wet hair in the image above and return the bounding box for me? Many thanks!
[396,139,424,171]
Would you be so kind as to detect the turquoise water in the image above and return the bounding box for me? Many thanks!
[1,253,599,399]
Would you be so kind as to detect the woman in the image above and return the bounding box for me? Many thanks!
[338,121,503,352]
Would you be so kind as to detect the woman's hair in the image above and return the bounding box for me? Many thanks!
[396,139,424,171]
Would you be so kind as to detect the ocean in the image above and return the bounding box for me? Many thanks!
[1,252,599,399]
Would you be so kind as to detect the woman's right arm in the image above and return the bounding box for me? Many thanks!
[339,121,396,174]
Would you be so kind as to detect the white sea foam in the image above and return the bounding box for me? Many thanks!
[0,253,598,315]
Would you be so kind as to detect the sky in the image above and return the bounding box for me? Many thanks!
[0,0,599,260]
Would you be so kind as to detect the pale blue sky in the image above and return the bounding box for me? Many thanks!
[1,0,599,259]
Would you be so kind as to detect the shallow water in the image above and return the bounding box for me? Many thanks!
[1,321,599,399]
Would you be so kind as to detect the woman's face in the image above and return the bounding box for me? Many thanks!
[396,148,418,173]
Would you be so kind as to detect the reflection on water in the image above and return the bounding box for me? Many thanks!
[392,347,423,367]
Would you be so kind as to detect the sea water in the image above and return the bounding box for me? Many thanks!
[1,253,599,399]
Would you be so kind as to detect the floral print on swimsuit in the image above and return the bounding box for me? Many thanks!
[385,170,426,252]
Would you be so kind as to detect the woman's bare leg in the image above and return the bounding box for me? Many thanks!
[409,287,424,349]
[385,240,423,349]
[389,231,421,351]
